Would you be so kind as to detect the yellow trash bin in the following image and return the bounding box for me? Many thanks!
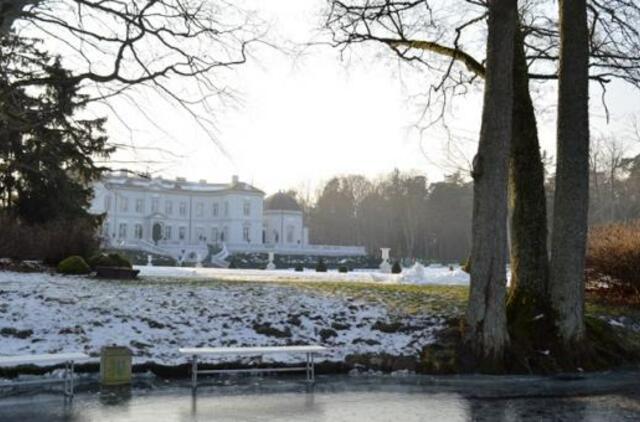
[100,345,132,386]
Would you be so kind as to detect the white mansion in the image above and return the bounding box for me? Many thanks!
[89,172,365,262]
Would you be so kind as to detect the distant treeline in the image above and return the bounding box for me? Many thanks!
[290,146,640,263]
[291,170,473,263]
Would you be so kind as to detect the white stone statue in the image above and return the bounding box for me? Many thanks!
[266,252,276,270]
[195,252,203,268]
[410,262,425,279]
[379,248,391,273]
[147,254,153,266]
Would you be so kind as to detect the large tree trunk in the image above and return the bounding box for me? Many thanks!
[464,0,516,371]
[507,28,550,316]
[550,0,590,345]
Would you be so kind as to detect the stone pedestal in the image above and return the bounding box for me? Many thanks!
[266,252,276,270]
[379,248,391,273]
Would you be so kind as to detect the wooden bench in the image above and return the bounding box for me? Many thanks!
[0,353,90,397]
[179,345,328,388]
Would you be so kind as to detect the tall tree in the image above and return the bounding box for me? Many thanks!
[0,35,113,223]
[1,1,263,145]
[464,0,516,370]
[324,0,640,317]
[506,27,550,329]
[549,0,590,345]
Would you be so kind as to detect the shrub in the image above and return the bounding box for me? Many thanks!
[105,249,175,266]
[338,265,349,273]
[0,215,100,266]
[587,221,640,294]
[57,255,91,274]
[107,253,132,268]
[89,252,132,269]
[316,259,327,272]
[461,257,471,274]
[227,258,237,269]
[294,264,304,272]
[391,261,402,274]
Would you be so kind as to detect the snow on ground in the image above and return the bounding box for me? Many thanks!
[136,264,470,286]
[0,271,446,368]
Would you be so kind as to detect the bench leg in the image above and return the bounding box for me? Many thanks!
[70,361,75,398]
[310,353,315,383]
[63,361,69,397]
[63,360,75,398]
[191,355,198,389]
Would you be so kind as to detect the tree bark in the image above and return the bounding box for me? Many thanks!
[464,0,516,371]
[550,0,590,345]
[507,28,550,311]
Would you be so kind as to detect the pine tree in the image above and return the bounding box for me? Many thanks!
[0,35,113,224]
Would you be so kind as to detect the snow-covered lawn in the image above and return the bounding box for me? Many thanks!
[0,271,448,369]
[136,264,470,285]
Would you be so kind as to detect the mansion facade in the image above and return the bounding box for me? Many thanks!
[89,172,365,262]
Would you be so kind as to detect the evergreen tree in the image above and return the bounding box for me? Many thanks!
[0,35,113,224]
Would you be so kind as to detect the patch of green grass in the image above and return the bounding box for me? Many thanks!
[134,276,469,318]
[293,282,468,317]
[133,275,640,329]
[586,301,640,320]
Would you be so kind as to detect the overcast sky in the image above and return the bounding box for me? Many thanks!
[92,0,640,196]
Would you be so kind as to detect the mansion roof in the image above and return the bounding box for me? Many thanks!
[101,172,264,195]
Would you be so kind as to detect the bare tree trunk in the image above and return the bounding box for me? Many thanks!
[550,0,590,346]
[507,28,550,317]
[464,0,516,371]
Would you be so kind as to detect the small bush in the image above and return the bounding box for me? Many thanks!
[391,261,402,274]
[587,221,640,294]
[57,255,90,274]
[108,253,132,268]
[461,257,471,274]
[227,259,237,269]
[294,264,304,272]
[338,265,349,273]
[106,249,175,266]
[89,252,132,269]
[316,259,327,272]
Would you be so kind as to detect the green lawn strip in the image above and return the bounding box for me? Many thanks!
[136,275,639,327]
[287,281,468,318]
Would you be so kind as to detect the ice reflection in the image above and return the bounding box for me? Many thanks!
[1,372,640,421]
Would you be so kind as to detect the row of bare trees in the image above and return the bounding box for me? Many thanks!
[293,171,472,262]
[324,0,640,369]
